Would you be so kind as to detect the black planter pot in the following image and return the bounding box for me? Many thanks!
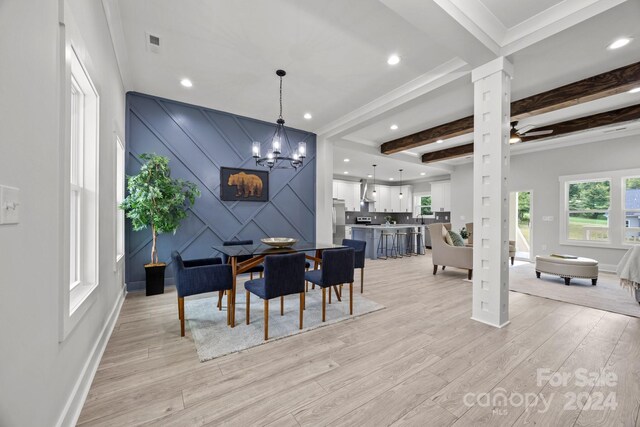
[145,264,166,296]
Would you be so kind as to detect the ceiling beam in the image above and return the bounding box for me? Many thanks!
[382,61,640,154]
[420,103,640,163]
[421,143,474,164]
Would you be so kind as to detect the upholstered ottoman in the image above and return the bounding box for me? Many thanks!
[535,255,599,286]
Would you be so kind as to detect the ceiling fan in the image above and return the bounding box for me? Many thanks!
[510,121,553,143]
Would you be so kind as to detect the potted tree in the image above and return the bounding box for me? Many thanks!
[120,153,200,296]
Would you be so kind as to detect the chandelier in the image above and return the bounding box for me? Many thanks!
[252,69,306,170]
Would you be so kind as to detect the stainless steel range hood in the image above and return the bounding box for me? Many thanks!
[360,179,374,203]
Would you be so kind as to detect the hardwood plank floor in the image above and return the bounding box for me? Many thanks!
[78,254,640,426]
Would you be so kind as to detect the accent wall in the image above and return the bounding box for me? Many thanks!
[125,92,317,290]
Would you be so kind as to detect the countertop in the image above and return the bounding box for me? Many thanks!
[349,224,426,229]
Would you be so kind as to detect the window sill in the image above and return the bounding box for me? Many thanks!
[559,240,630,250]
[61,281,98,341]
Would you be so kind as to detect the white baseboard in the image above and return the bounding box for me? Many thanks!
[599,263,617,273]
[56,288,126,427]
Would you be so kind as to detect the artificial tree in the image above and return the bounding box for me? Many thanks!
[120,153,200,295]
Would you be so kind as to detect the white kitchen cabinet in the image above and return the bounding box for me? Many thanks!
[431,181,451,212]
[333,180,361,211]
[378,185,391,212]
[389,186,401,212]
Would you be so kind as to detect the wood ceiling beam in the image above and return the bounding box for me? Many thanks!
[382,61,640,155]
[421,143,474,164]
[421,103,640,163]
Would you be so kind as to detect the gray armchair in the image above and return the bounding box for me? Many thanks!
[428,223,473,280]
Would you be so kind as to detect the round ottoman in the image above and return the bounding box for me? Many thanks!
[535,255,599,286]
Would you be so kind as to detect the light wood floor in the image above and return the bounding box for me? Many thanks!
[79,254,640,426]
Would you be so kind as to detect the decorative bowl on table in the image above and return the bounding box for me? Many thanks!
[261,237,298,248]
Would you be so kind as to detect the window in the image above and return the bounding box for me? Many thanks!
[116,135,125,264]
[414,195,432,217]
[68,46,99,315]
[566,180,610,242]
[624,177,640,244]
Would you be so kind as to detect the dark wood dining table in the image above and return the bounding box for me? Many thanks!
[212,241,345,327]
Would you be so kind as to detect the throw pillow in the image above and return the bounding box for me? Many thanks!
[449,231,465,246]
[444,231,454,246]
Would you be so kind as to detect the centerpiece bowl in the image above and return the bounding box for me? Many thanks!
[261,237,298,248]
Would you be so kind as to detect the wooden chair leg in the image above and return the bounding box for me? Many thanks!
[468,269,473,280]
[259,271,263,279]
[250,272,253,280]
[299,292,304,329]
[349,282,353,315]
[511,256,515,265]
[328,286,332,304]
[280,296,284,316]
[442,266,446,271]
[264,299,269,340]
[360,269,364,294]
[305,281,308,292]
[322,288,326,322]
[433,265,438,275]
[339,284,343,298]
[217,291,223,311]
[178,297,185,337]
[228,291,232,327]
[246,291,250,325]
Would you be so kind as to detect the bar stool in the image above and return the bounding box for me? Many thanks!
[408,228,424,255]
[395,230,407,258]
[377,230,397,259]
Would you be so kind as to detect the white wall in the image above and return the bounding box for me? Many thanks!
[0,0,125,425]
[450,135,640,269]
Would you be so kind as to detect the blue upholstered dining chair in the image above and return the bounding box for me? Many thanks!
[244,252,306,340]
[304,247,355,322]
[342,239,366,293]
[171,251,233,337]
[220,240,265,279]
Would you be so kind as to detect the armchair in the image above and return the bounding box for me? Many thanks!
[428,223,473,280]
[171,251,233,337]
[466,222,516,265]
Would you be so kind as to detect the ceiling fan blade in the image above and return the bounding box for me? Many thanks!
[516,124,536,134]
[523,129,553,137]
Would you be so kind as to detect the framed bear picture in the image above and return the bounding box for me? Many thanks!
[220,167,269,202]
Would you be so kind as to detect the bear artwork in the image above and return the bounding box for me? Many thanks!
[228,172,263,198]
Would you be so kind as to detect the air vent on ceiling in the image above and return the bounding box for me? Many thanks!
[603,126,627,134]
[146,32,161,53]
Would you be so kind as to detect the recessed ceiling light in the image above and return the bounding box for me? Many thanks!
[180,78,193,88]
[387,54,401,65]
[608,37,632,50]
[389,177,394,181]
[367,174,373,178]
[390,124,399,130]
[344,158,350,162]
[344,171,349,174]
[436,139,444,144]
[629,87,640,94]
[304,113,312,119]
[420,172,426,176]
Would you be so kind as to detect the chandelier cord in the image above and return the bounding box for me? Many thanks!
[279,75,283,120]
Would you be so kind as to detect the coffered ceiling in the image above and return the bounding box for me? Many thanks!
[103,0,640,180]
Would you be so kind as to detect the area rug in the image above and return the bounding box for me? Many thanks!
[509,263,640,318]
[186,288,385,362]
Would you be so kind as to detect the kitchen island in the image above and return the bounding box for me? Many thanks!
[351,224,427,260]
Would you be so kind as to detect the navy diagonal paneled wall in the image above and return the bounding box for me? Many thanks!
[125,92,317,291]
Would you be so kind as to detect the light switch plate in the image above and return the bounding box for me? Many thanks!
[0,185,20,225]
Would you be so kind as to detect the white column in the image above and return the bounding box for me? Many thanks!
[471,57,513,328]
[316,136,334,244]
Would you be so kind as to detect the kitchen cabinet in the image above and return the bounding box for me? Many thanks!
[369,184,413,213]
[333,180,361,211]
[431,181,451,212]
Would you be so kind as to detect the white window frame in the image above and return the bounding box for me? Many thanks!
[414,192,434,218]
[559,168,640,249]
[115,134,125,269]
[623,175,640,245]
[60,40,100,341]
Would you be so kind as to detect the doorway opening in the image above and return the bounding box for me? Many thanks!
[510,191,532,261]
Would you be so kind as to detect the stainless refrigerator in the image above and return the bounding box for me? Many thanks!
[332,199,346,245]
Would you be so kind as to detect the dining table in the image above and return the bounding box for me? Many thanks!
[212,241,346,327]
